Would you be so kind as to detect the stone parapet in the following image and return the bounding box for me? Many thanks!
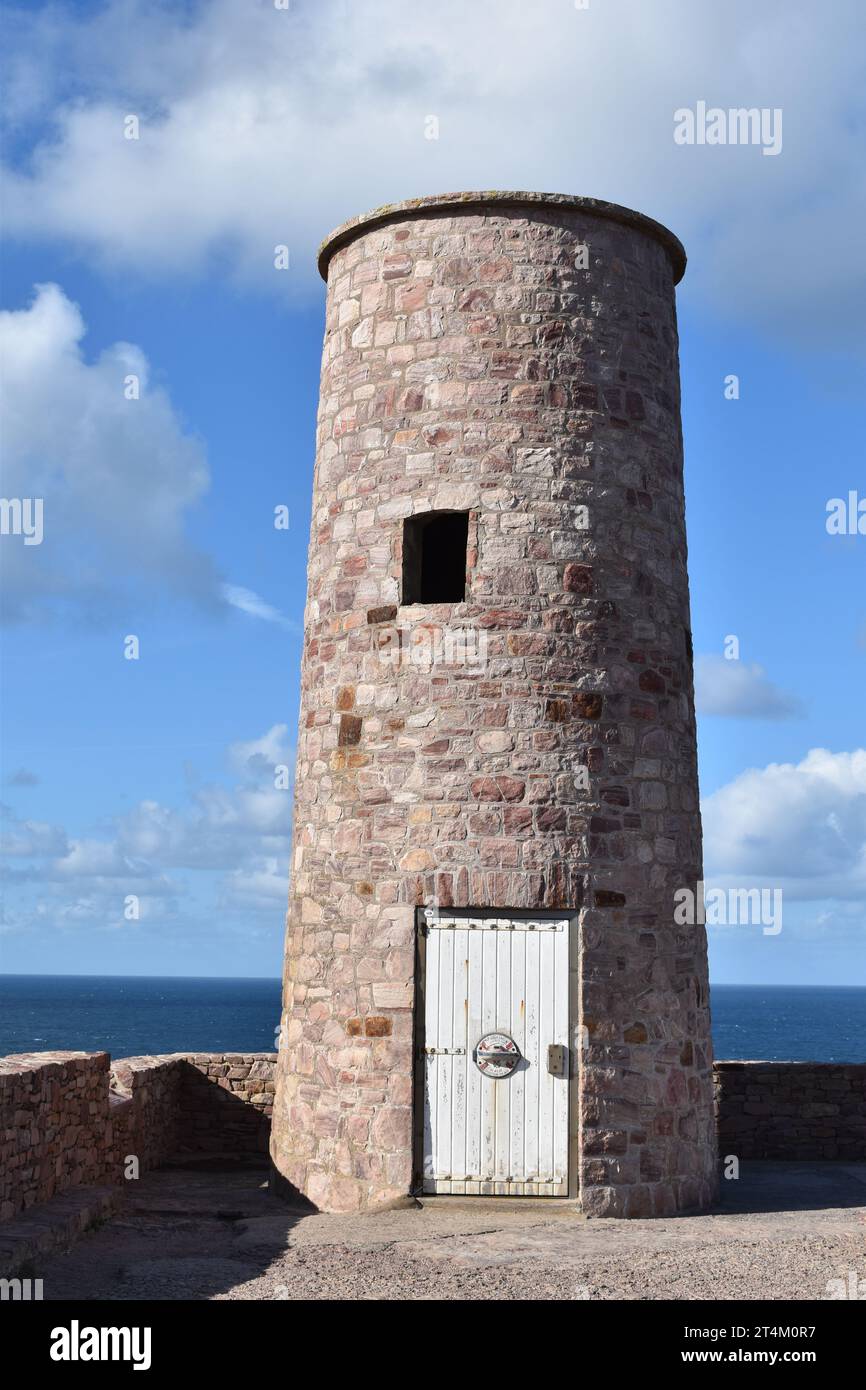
[715,1061,866,1160]
[0,1051,276,1223]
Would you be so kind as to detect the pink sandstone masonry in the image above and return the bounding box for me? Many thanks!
[0,1051,275,1224]
[271,191,717,1217]
[3,1052,862,1237]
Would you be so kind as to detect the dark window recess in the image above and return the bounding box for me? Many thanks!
[402,511,469,604]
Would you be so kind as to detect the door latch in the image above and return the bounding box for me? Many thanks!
[547,1043,568,1077]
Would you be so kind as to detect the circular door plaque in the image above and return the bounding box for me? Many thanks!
[474,1032,521,1078]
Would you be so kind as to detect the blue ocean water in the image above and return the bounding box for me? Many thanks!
[0,976,864,1061]
[0,975,282,1058]
[710,984,866,1062]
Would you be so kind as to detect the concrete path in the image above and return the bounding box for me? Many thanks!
[36,1161,866,1301]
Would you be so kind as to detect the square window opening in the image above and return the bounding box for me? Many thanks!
[402,511,469,604]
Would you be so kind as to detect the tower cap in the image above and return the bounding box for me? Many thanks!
[317,190,686,284]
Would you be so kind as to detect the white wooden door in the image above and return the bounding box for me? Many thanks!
[421,913,570,1196]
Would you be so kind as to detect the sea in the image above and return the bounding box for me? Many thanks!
[0,976,864,1061]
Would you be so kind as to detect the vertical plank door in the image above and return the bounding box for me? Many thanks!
[422,915,569,1195]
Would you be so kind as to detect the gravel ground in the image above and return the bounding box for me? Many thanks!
[36,1161,866,1302]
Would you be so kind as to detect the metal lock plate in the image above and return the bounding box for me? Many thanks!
[547,1044,568,1077]
[474,1032,521,1078]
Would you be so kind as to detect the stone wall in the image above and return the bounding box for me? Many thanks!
[173,1053,275,1155]
[0,1052,112,1223]
[5,1049,863,1227]
[0,1051,276,1224]
[109,1054,184,1176]
[714,1062,866,1160]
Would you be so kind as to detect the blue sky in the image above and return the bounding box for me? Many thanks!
[0,0,863,983]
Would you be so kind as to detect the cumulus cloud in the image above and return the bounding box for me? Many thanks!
[0,725,293,937]
[114,724,293,870]
[219,858,293,912]
[228,724,293,780]
[0,282,292,625]
[703,748,866,903]
[2,0,864,347]
[0,806,69,859]
[695,654,803,719]
[0,282,217,621]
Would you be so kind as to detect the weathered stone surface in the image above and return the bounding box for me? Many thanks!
[272,191,716,1216]
[0,1052,276,1223]
[364,1016,393,1038]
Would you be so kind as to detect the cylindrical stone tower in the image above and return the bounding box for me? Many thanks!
[272,192,717,1217]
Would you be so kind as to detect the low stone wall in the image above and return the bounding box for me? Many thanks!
[3,1052,863,1225]
[0,1051,276,1225]
[173,1053,275,1155]
[0,1052,111,1223]
[714,1062,866,1160]
[109,1054,184,1176]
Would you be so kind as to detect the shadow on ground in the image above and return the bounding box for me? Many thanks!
[718,1161,866,1214]
[39,1162,309,1302]
[34,1160,866,1302]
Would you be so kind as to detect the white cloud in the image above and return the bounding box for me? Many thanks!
[0,282,293,625]
[23,882,182,932]
[0,807,69,858]
[222,584,296,630]
[115,726,293,870]
[0,282,218,621]
[703,748,866,903]
[0,725,293,938]
[51,838,150,879]
[219,857,292,911]
[228,724,293,779]
[695,654,803,719]
[2,0,864,346]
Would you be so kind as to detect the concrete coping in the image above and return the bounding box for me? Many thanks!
[317,190,687,284]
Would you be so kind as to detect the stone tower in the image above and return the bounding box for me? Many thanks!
[271,192,717,1217]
